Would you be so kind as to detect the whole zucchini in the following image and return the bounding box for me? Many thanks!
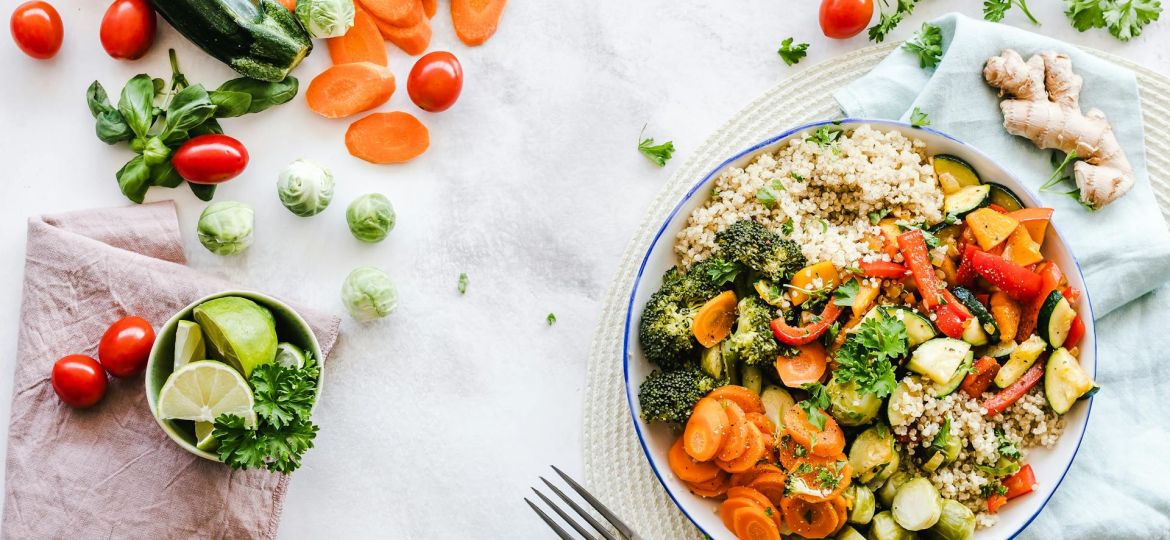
[150,0,312,82]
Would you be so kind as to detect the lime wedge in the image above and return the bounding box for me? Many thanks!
[193,297,277,378]
[174,320,207,370]
[157,360,256,428]
[194,421,218,451]
[274,342,306,369]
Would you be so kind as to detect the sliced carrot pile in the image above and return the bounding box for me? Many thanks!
[746,411,775,437]
[716,400,749,462]
[685,472,729,498]
[345,111,430,164]
[774,342,827,388]
[307,62,396,119]
[787,454,851,503]
[668,437,720,484]
[781,497,837,539]
[748,471,788,507]
[730,463,783,488]
[421,0,436,18]
[722,487,781,531]
[707,385,765,414]
[776,435,810,471]
[451,0,507,45]
[692,291,737,347]
[373,14,432,55]
[783,405,844,457]
[733,506,782,540]
[358,0,422,26]
[683,397,729,462]
[327,8,388,66]
[829,496,848,535]
[716,422,767,473]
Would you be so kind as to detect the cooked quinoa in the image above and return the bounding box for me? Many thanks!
[891,376,1065,529]
[674,125,944,269]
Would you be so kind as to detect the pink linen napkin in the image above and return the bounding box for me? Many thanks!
[2,201,340,539]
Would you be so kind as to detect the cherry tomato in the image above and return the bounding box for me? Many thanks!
[51,355,108,408]
[172,134,249,184]
[407,51,463,112]
[100,0,155,60]
[10,1,63,60]
[819,0,873,39]
[98,316,155,378]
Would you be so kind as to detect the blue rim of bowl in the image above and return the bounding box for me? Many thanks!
[620,118,1096,540]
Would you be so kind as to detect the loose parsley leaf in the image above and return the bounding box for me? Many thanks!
[547,313,557,326]
[1103,0,1162,40]
[870,0,921,42]
[781,218,795,236]
[704,259,744,286]
[985,0,1040,24]
[637,124,675,167]
[457,272,469,295]
[930,416,953,451]
[756,179,786,208]
[790,171,805,182]
[832,313,906,397]
[1066,0,1107,30]
[869,209,891,225]
[807,126,843,147]
[996,430,1023,460]
[910,107,931,127]
[798,382,832,431]
[1041,150,1078,191]
[903,23,943,69]
[778,38,809,66]
[832,278,860,307]
[897,221,941,249]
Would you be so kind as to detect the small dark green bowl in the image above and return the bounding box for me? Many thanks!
[144,290,324,461]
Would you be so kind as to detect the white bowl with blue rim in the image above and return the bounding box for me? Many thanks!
[622,119,1095,539]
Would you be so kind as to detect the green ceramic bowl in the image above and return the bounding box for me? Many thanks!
[145,290,324,461]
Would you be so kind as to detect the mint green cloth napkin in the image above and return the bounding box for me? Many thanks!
[836,13,1170,539]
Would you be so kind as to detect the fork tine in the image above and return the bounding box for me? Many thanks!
[540,477,617,540]
[532,487,597,540]
[551,465,641,540]
[525,497,577,540]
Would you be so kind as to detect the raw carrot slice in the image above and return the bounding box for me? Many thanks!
[358,0,422,26]
[787,454,851,503]
[345,112,430,164]
[781,497,837,539]
[306,62,396,119]
[450,0,506,45]
[716,400,749,462]
[748,471,788,507]
[373,14,432,56]
[730,463,784,488]
[733,506,782,540]
[683,397,729,462]
[421,0,436,17]
[668,437,720,484]
[327,8,388,66]
[717,422,766,473]
[692,291,737,347]
[684,472,730,498]
[774,342,828,388]
[783,406,844,458]
[707,386,765,414]
[746,411,775,437]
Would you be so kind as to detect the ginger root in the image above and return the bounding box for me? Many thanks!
[983,49,1133,209]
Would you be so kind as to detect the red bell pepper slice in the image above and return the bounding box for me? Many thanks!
[983,361,1045,416]
[969,250,1043,302]
[770,302,843,346]
[897,229,944,309]
[1064,316,1086,348]
[859,260,908,279]
[987,494,1008,513]
[1062,286,1082,304]
[1004,464,1036,500]
[987,203,1009,214]
[1019,262,1065,338]
[961,356,1001,397]
[955,244,979,288]
[934,302,970,339]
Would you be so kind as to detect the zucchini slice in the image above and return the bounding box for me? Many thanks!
[886,379,915,428]
[943,184,991,217]
[995,334,1047,388]
[982,339,1017,360]
[1045,347,1096,414]
[933,155,982,195]
[1038,290,1077,348]
[879,306,938,347]
[907,338,972,385]
[930,352,972,398]
[960,318,990,347]
[988,183,1026,212]
[951,287,1001,343]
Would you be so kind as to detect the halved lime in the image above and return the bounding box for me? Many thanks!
[174,320,207,370]
[193,296,277,378]
[194,421,218,451]
[157,360,256,428]
[274,342,306,369]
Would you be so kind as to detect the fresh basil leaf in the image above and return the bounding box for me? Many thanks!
[116,155,152,204]
[189,182,216,201]
[142,137,172,166]
[216,76,299,114]
[150,161,184,188]
[94,110,132,144]
[118,74,156,138]
[190,118,224,137]
[163,84,216,138]
[210,90,254,118]
[86,81,113,117]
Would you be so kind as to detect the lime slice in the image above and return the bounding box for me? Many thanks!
[194,421,219,451]
[274,342,306,369]
[174,320,207,370]
[193,296,277,378]
[157,360,256,427]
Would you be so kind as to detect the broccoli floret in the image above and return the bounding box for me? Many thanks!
[715,219,806,282]
[638,369,717,424]
[638,266,723,370]
[725,296,781,366]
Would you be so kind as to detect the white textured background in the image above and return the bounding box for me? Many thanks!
[0,1,1166,538]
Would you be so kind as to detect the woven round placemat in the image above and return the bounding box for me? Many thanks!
[582,43,1170,539]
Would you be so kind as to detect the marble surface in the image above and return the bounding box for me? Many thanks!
[0,2,1166,538]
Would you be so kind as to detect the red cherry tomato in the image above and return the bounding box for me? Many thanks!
[51,355,108,408]
[98,315,155,378]
[407,51,463,112]
[100,0,155,60]
[10,1,63,60]
[172,134,249,184]
[819,0,873,39]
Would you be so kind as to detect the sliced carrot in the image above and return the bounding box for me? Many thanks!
[828,496,848,535]
[720,497,763,532]
[746,411,775,437]
[421,0,436,17]
[725,487,782,529]
[450,0,507,45]
[707,386,765,414]
[358,0,423,26]
[733,506,782,540]
[345,111,430,164]
[781,497,837,539]
[776,435,811,471]
[748,471,788,507]
[787,454,851,503]
[783,406,844,458]
[717,422,767,473]
[668,437,720,484]
[716,400,749,462]
[373,14,432,56]
[306,62,396,119]
[774,342,828,388]
[730,463,784,488]
[685,471,730,498]
[692,291,738,347]
[327,8,388,66]
[683,397,729,462]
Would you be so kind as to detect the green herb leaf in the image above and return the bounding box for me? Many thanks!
[117,75,157,139]
[910,107,931,127]
[163,84,217,139]
[458,273,469,295]
[251,355,320,429]
[638,124,675,167]
[781,218,794,237]
[1102,0,1162,40]
[150,161,184,188]
[142,136,172,167]
[869,0,921,42]
[216,76,300,114]
[546,313,557,326]
[777,37,809,66]
[832,278,860,307]
[985,0,1040,24]
[930,416,953,451]
[897,221,941,249]
[807,126,843,147]
[869,209,890,225]
[798,382,832,431]
[116,155,152,204]
[831,312,906,397]
[704,259,743,286]
[189,182,216,201]
[756,179,786,209]
[903,23,943,69]
[1041,150,1078,191]
[209,90,253,118]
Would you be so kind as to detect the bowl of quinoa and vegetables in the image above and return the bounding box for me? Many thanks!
[624,121,1097,540]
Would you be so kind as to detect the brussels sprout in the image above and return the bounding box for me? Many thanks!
[844,484,876,525]
[295,0,355,38]
[850,424,897,484]
[197,201,254,255]
[828,375,882,426]
[877,471,912,508]
[868,511,913,540]
[892,477,943,530]
[346,193,396,243]
[925,499,976,540]
[341,266,398,321]
[836,525,866,540]
[277,159,335,217]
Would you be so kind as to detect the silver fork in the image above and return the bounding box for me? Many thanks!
[525,465,643,540]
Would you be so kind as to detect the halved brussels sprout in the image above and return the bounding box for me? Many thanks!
[836,525,866,540]
[828,375,882,426]
[277,159,335,217]
[197,201,254,256]
[868,511,913,540]
[892,477,943,531]
[877,470,912,508]
[844,484,876,525]
[925,499,976,540]
[295,0,355,38]
[850,424,897,484]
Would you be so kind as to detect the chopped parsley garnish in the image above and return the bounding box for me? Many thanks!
[832,278,860,307]
[637,125,675,167]
[756,178,786,208]
[816,465,842,489]
[981,481,1009,497]
[819,218,829,233]
[910,107,931,127]
[807,126,843,147]
[781,218,795,236]
[777,37,809,66]
[457,272,469,295]
[832,312,906,397]
[798,382,832,431]
[897,221,942,249]
[904,22,943,69]
[705,259,744,286]
[930,416,953,451]
[996,430,1022,460]
[790,171,805,182]
[984,0,1040,24]
[868,209,890,225]
[870,0,922,42]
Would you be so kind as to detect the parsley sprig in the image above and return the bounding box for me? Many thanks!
[985,0,1041,24]
[910,107,931,127]
[1066,0,1162,41]
[832,312,906,397]
[778,38,809,66]
[904,23,943,69]
[870,0,921,42]
[798,382,832,431]
[638,125,675,167]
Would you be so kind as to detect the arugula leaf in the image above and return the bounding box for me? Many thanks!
[832,312,906,397]
[903,23,943,69]
[798,382,832,431]
[638,125,675,167]
[869,0,920,42]
[458,273,469,295]
[832,278,860,307]
[985,0,1040,24]
[910,107,931,127]
[777,38,809,66]
[704,259,743,286]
